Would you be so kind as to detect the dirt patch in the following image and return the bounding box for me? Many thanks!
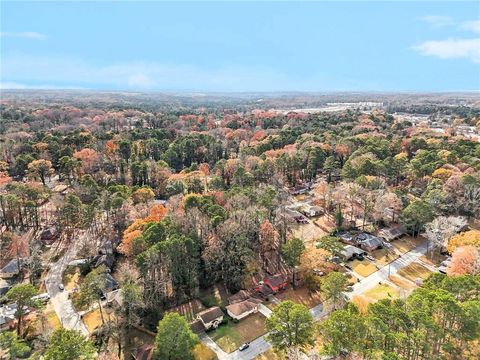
[371,248,399,266]
[314,215,336,233]
[275,286,323,308]
[209,313,266,353]
[82,308,114,333]
[397,262,432,282]
[292,222,325,245]
[350,260,377,277]
[63,267,81,291]
[392,236,426,254]
[351,295,374,313]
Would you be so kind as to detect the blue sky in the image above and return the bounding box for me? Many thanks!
[1,1,479,92]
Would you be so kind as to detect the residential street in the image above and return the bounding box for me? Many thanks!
[202,241,430,360]
[346,241,429,299]
[45,232,88,336]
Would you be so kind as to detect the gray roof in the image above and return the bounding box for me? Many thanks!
[1,259,21,274]
[197,306,224,324]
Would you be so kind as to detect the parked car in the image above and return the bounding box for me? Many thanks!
[239,343,250,351]
[366,255,375,261]
[58,284,64,291]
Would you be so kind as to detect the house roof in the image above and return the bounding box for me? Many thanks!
[106,289,123,307]
[197,306,224,324]
[257,284,273,296]
[266,274,288,288]
[226,298,261,317]
[380,227,406,240]
[341,245,366,258]
[228,290,250,304]
[104,273,119,292]
[1,259,21,274]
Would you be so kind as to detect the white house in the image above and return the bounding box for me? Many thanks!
[197,306,224,330]
[226,298,262,321]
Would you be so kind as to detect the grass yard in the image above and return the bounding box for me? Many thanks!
[352,284,399,313]
[392,236,426,254]
[397,262,432,282]
[350,259,378,277]
[364,284,400,300]
[255,349,285,360]
[209,313,266,353]
[275,286,323,308]
[371,248,399,266]
[193,343,218,360]
[388,274,417,291]
[420,252,447,267]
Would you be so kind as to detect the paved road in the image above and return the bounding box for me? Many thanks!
[346,241,429,299]
[45,232,88,335]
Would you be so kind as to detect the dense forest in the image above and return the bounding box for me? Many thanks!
[0,92,479,360]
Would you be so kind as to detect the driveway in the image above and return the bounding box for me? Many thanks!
[45,232,88,335]
[346,241,428,299]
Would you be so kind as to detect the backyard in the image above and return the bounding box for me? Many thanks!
[208,313,266,353]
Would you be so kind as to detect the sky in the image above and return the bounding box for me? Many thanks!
[1,1,479,92]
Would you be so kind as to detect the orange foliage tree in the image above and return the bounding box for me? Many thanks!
[448,245,480,275]
[119,204,167,257]
[447,230,480,253]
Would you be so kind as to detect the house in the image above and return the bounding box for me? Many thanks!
[379,227,406,242]
[356,233,384,252]
[0,279,11,295]
[289,185,309,196]
[0,259,23,279]
[228,290,250,304]
[359,237,383,252]
[105,289,123,308]
[263,274,289,293]
[338,232,357,245]
[40,226,60,245]
[301,205,322,218]
[197,306,224,330]
[340,245,366,261]
[104,273,119,293]
[226,298,262,321]
[0,303,18,331]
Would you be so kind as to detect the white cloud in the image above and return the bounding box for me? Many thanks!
[461,20,480,33]
[421,15,454,28]
[0,31,47,40]
[414,38,480,63]
[0,53,297,91]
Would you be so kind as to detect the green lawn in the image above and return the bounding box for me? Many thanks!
[209,313,266,353]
